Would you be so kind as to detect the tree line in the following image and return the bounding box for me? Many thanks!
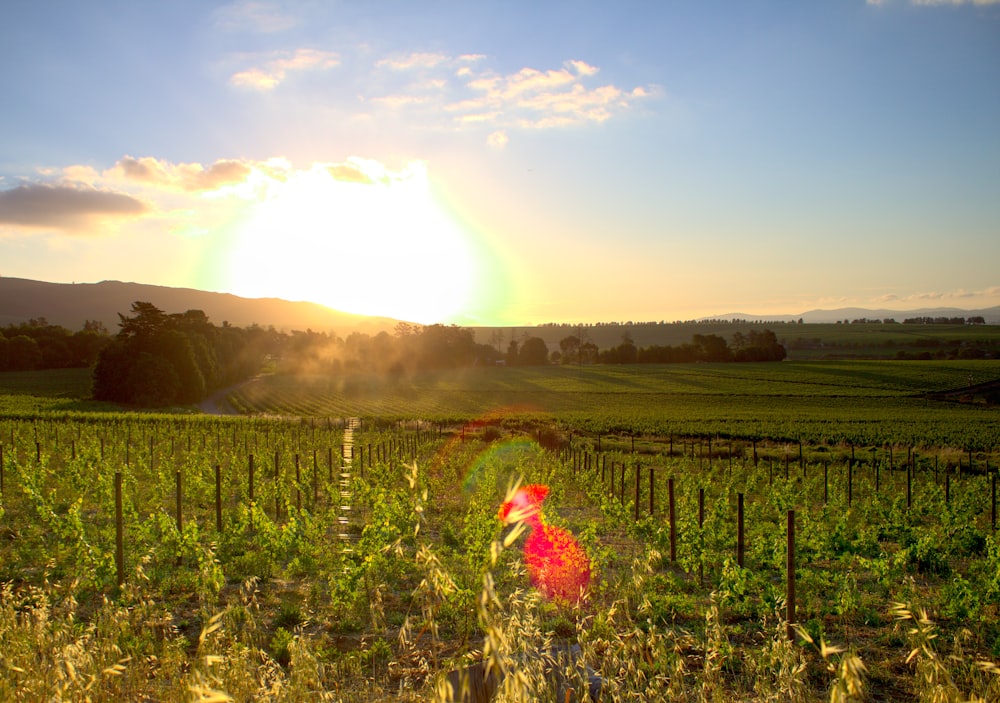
[4,301,785,407]
[903,316,986,325]
[92,303,272,406]
[556,329,786,365]
[0,318,109,372]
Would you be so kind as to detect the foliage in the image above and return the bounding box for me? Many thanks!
[92,302,266,407]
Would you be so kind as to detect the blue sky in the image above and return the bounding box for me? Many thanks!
[1,0,998,326]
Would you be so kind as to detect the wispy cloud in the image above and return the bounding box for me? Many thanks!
[872,287,1000,306]
[376,52,449,71]
[365,54,656,143]
[213,0,298,33]
[0,183,148,232]
[230,49,340,90]
[106,156,253,192]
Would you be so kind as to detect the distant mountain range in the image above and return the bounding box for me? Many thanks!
[710,306,1000,324]
[0,277,401,334]
[2,276,999,335]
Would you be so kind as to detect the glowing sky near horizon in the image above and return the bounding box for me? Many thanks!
[0,0,998,326]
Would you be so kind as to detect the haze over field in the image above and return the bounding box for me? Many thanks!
[1,1,998,327]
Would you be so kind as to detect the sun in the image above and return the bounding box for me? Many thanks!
[220,160,485,324]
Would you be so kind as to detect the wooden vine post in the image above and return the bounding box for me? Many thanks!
[991,468,996,531]
[295,453,302,512]
[668,477,677,563]
[906,455,912,509]
[698,487,705,585]
[312,449,319,506]
[633,464,641,522]
[175,470,183,534]
[115,471,125,587]
[648,466,655,516]
[848,460,853,508]
[215,464,223,533]
[176,470,183,565]
[787,509,796,641]
[248,453,256,528]
[823,461,828,504]
[620,462,626,506]
[737,492,745,568]
[274,449,281,521]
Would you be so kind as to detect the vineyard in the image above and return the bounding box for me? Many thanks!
[1,361,999,701]
[221,360,1000,447]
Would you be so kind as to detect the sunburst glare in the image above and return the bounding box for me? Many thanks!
[220,160,485,323]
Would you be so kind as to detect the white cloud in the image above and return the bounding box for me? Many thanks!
[230,49,340,90]
[376,52,449,71]
[371,94,434,108]
[106,156,253,192]
[566,60,599,77]
[365,54,656,142]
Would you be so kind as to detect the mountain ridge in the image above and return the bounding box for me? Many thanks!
[3,276,999,334]
[0,277,401,334]
[710,306,1000,324]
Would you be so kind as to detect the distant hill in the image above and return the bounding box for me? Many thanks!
[5,276,998,344]
[712,306,1000,324]
[0,277,401,334]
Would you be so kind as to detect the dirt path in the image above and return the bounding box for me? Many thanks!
[197,375,264,415]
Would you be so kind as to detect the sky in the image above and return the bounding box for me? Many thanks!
[1,0,998,327]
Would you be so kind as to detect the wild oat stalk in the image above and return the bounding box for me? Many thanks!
[890,601,1000,703]
[795,625,866,703]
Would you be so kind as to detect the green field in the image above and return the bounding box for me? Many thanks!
[219,360,1000,449]
[483,322,1000,360]
[3,360,1000,449]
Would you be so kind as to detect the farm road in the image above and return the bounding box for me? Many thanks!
[198,375,263,415]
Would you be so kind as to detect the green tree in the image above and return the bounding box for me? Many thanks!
[559,335,581,365]
[93,302,218,406]
[7,335,42,370]
[127,352,181,407]
[692,334,732,362]
[506,339,520,366]
[519,337,549,365]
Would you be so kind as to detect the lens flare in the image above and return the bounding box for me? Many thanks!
[217,160,499,324]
